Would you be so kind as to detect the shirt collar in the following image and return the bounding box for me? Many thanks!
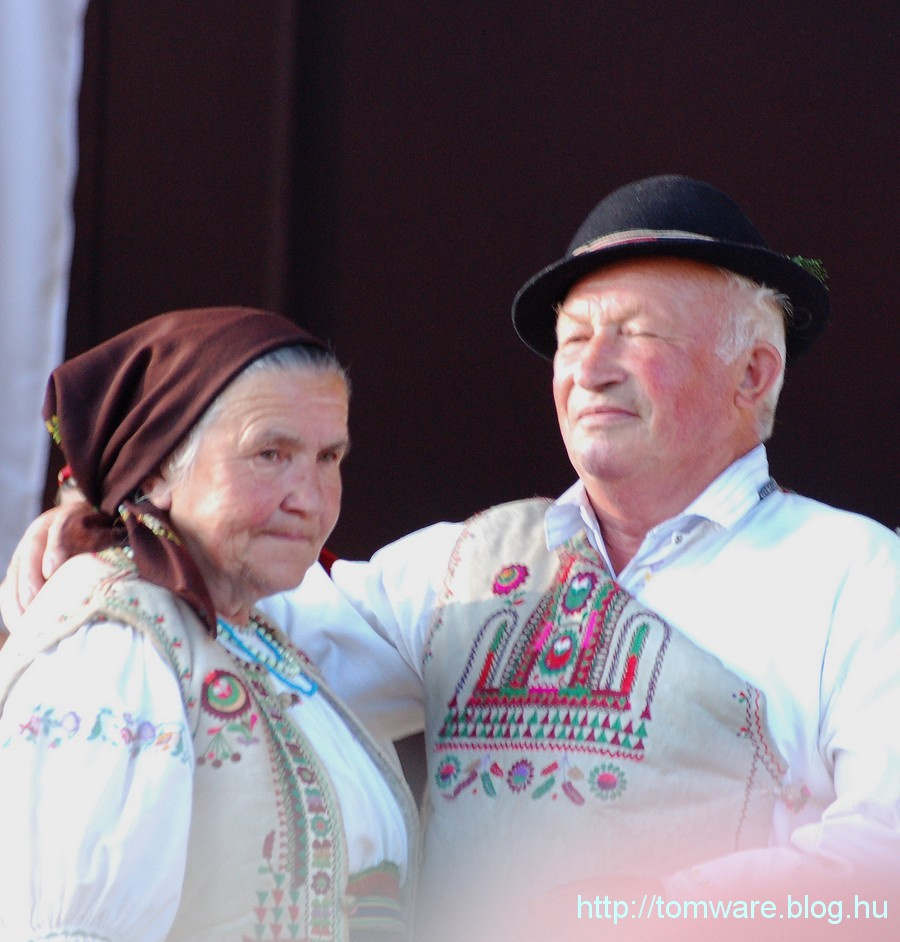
[545,444,772,551]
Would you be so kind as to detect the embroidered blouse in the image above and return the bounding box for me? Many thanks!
[0,611,408,940]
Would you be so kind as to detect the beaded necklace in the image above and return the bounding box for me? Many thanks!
[216,615,318,697]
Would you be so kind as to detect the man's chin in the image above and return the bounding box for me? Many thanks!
[573,448,641,483]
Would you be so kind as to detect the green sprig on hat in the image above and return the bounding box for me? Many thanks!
[791,255,828,285]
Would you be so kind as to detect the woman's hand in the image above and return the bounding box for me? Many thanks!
[0,501,90,629]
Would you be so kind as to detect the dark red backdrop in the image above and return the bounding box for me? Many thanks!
[61,0,899,552]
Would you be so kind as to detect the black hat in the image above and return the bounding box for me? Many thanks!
[512,175,829,363]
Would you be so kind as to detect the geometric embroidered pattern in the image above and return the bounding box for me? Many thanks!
[345,865,405,938]
[236,654,345,940]
[436,531,670,762]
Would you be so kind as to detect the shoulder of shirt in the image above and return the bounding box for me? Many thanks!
[465,496,554,523]
[763,488,899,549]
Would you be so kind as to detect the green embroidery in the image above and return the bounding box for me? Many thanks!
[245,661,345,937]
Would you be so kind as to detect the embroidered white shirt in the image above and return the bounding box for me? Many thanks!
[269,445,900,894]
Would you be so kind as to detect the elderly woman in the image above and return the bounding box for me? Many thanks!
[0,308,417,941]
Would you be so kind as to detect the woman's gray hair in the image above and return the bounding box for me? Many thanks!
[161,344,348,485]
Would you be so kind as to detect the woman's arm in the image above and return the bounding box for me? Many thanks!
[0,619,194,941]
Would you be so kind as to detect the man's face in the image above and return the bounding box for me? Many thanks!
[552,258,753,497]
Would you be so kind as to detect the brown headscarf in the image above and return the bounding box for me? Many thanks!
[43,306,328,632]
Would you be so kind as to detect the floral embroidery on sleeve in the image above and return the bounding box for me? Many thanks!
[3,704,190,762]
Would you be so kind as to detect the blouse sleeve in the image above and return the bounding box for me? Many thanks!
[0,620,195,942]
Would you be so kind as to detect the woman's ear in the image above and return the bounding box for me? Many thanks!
[140,474,173,510]
[735,341,783,409]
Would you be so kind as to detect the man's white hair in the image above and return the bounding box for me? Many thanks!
[713,268,790,441]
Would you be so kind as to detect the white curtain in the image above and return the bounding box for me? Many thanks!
[0,0,87,571]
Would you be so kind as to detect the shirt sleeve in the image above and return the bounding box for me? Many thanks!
[0,620,194,942]
[666,527,900,898]
[260,522,462,743]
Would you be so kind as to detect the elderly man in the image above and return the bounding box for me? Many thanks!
[4,176,899,939]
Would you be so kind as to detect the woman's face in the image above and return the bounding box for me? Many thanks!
[146,367,349,623]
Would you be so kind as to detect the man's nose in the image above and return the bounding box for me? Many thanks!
[574,329,625,389]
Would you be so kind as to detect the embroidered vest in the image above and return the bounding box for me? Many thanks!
[416,499,786,939]
[0,549,417,942]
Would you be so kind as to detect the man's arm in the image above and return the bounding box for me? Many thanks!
[0,502,86,630]
[3,501,459,743]
[667,526,900,896]
[260,521,463,743]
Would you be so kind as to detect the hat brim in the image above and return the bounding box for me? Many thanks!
[512,237,830,364]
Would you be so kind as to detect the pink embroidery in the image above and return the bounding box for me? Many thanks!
[437,544,668,763]
[492,564,529,595]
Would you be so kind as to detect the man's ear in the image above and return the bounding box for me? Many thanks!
[735,342,783,409]
[141,474,173,510]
